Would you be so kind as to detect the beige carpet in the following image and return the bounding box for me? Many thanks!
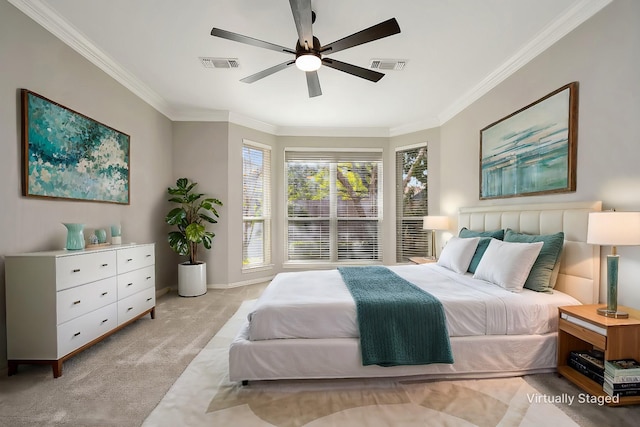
[143,300,582,427]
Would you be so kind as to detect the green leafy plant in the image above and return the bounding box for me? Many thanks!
[166,178,223,265]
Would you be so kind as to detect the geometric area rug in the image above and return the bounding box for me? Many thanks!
[143,301,580,427]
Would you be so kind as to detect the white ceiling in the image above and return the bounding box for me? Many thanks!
[11,0,611,136]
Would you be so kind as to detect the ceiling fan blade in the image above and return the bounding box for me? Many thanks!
[306,71,322,97]
[320,18,401,55]
[240,61,295,83]
[322,58,385,82]
[211,27,295,55]
[289,0,313,48]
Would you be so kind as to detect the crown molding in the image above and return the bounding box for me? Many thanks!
[10,0,612,137]
[274,126,391,138]
[437,0,612,125]
[8,0,175,118]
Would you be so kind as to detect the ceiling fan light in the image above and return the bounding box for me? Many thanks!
[295,53,321,71]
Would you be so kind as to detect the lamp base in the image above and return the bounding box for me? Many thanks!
[597,307,629,319]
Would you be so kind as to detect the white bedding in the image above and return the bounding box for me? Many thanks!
[247,264,581,341]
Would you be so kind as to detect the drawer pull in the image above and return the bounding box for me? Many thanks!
[101,319,109,324]
[127,258,133,262]
[146,276,152,280]
[127,282,133,287]
[101,292,108,296]
[146,254,151,258]
[73,300,81,305]
[73,332,81,337]
[72,268,81,273]
[101,263,108,267]
[127,307,133,312]
[146,297,152,302]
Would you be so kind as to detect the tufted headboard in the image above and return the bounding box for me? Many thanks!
[458,201,602,304]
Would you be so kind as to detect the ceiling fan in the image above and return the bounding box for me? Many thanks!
[210,0,401,98]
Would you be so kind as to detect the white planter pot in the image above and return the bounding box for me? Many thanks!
[178,262,207,297]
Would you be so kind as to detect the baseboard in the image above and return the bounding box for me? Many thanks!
[209,275,274,289]
[155,287,171,298]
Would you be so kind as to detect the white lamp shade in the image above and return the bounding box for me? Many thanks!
[422,216,450,231]
[587,211,640,246]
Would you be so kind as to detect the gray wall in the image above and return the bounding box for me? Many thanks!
[438,0,640,308]
[0,1,175,370]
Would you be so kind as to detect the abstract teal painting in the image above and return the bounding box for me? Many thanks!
[21,90,130,204]
[479,82,578,200]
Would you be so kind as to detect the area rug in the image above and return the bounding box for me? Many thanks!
[143,300,579,427]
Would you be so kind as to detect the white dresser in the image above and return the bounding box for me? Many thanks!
[5,243,156,377]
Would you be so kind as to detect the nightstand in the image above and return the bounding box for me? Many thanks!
[408,257,437,264]
[557,304,640,406]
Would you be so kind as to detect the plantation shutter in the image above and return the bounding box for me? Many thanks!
[395,144,429,262]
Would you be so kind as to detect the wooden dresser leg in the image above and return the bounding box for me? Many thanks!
[52,361,63,378]
[7,361,18,376]
[150,307,156,319]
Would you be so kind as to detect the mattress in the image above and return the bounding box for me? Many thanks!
[247,264,581,341]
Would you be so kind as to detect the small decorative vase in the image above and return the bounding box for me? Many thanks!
[95,229,107,244]
[63,223,86,250]
[111,224,121,237]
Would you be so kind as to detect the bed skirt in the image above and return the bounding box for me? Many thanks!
[228,320,558,382]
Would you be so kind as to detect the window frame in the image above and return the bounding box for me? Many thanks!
[395,143,429,262]
[242,140,272,271]
[284,148,383,266]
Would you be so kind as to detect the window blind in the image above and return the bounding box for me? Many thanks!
[286,150,382,263]
[242,141,271,269]
[395,145,429,262]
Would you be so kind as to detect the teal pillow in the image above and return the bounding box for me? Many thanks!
[458,228,505,273]
[504,229,564,292]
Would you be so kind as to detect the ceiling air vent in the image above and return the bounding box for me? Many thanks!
[199,57,240,69]
[369,59,407,71]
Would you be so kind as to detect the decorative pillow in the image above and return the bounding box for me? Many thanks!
[504,229,564,292]
[458,228,505,273]
[472,239,544,292]
[437,236,480,274]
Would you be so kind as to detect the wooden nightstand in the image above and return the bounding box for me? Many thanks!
[408,257,437,264]
[557,304,640,406]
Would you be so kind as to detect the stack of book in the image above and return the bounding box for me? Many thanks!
[604,358,640,397]
[567,349,605,385]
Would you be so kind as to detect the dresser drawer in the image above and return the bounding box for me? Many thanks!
[57,303,118,357]
[117,245,155,274]
[118,287,155,326]
[117,266,155,300]
[57,277,117,324]
[56,251,117,291]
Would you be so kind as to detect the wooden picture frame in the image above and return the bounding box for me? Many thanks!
[21,89,130,204]
[479,82,578,200]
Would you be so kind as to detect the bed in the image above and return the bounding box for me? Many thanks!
[229,201,602,383]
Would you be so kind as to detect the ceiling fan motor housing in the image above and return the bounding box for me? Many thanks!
[296,36,321,60]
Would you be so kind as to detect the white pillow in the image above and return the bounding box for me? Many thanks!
[437,236,480,274]
[472,239,544,292]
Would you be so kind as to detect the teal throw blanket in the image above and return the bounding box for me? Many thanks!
[338,266,453,367]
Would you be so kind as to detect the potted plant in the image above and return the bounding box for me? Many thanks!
[166,178,223,297]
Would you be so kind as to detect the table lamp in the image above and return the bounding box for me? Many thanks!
[422,215,450,259]
[587,211,640,318]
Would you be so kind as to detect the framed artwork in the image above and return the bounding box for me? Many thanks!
[21,89,130,204]
[479,82,578,200]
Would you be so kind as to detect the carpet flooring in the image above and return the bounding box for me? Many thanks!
[1,283,638,426]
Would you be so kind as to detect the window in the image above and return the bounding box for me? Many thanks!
[242,141,271,269]
[285,150,383,263]
[396,144,429,262]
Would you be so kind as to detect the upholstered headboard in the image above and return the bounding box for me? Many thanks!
[458,201,602,304]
